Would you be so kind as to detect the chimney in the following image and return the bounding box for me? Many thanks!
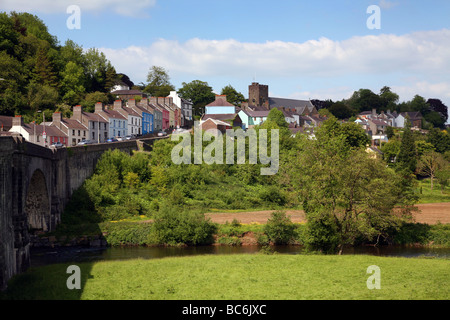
[113,100,122,110]
[149,97,158,105]
[95,102,104,113]
[157,97,166,105]
[13,115,24,127]
[127,99,136,108]
[140,97,148,106]
[168,97,174,105]
[215,95,226,101]
[52,112,62,129]
[73,105,82,121]
[372,108,377,116]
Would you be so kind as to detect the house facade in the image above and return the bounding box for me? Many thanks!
[113,100,142,136]
[95,103,128,138]
[71,105,109,143]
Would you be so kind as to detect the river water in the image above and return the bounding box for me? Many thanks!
[30,244,450,267]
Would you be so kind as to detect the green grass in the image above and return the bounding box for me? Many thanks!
[416,178,450,204]
[2,254,449,300]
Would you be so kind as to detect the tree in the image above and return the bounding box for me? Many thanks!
[328,101,354,119]
[385,126,395,139]
[317,117,369,149]
[409,95,429,114]
[379,86,399,111]
[84,48,115,92]
[284,133,415,254]
[266,108,288,128]
[61,61,85,105]
[347,89,383,113]
[427,99,448,124]
[145,66,175,97]
[426,128,450,154]
[397,121,417,173]
[416,151,446,190]
[220,85,246,107]
[178,80,215,116]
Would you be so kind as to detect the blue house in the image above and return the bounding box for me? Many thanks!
[128,99,154,135]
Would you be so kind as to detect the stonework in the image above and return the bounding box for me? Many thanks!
[0,135,160,290]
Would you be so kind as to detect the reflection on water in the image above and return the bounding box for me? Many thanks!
[30,244,450,267]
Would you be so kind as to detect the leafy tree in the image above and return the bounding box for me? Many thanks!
[84,48,115,92]
[61,61,85,105]
[427,99,448,124]
[381,139,401,165]
[220,85,246,107]
[397,121,417,173]
[424,111,446,129]
[347,89,383,113]
[145,66,175,97]
[26,82,59,112]
[266,108,288,128]
[426,128,450,154]
[385,126,395,139]
[178,80,215,116]
[284,133,414,254]
[81,91,110,112]
[317,117,369,149]
[379,86,399,111]
[409,95,429,114]
[329,101,354,119]
[416,151,447,190]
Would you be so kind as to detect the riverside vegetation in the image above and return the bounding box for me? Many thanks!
[47,111,450,252]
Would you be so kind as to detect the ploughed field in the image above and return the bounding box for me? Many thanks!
[206,203,450,225]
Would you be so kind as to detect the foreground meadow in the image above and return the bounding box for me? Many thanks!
[2,254,449,300]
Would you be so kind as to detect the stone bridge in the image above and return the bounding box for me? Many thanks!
[0,135,161,290]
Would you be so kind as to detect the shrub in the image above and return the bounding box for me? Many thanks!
[103,222,152,246]
[263,211,297,245]
[302,212,340,253]
[150,205,217,246]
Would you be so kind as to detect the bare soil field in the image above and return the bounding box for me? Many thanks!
[206,203,450,225]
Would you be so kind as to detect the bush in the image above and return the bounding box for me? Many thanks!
[263,211,297,245]
[302,213,340,253]
[102,222,152,246]
[150,205,217,246]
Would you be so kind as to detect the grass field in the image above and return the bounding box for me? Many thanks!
[416,178,450,204]
[2,254,449,300]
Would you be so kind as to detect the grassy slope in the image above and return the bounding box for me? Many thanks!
[416,178,450,204]
[2,254,449,300]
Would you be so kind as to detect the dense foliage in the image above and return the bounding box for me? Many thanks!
[0,12,122,121]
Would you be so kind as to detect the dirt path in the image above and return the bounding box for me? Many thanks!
[206,203,450,225]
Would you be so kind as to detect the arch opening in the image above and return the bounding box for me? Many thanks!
[25,169,50,232]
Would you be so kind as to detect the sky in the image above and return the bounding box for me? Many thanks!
[1,0,450,115]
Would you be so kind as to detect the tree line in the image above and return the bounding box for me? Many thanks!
[313,86,448,129]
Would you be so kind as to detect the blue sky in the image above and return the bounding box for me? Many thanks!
[2,0,450,114]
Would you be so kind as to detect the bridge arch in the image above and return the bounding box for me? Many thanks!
[25,169,50,232]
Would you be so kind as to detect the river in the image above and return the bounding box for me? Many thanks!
[30,244,450,267]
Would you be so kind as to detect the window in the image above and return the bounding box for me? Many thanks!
[78,130,80,136]
[83,131,86,137]
[72,130,75,136]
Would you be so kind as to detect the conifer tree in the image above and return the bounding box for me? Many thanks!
[397,119,417,173]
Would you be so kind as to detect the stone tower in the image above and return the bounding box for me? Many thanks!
[248,82,269,109]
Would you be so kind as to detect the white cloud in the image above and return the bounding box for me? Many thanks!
[0,0,156,16]
[99,29,450,82]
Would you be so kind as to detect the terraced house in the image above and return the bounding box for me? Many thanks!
[95,102,127,138]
